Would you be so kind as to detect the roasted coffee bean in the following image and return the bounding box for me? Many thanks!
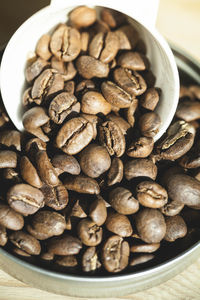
[70,199,87,218]
[189,85,200,99]
[102,235,130,273]
[115,30,132,50]
[107,157,123,186]
[79,144,111,178]
[116,25,139,49]
[124,158,157,180]
[7,184,44,216]
[2,168,20,183]
[77,218,102,246]
[100,8,125,28]
[160,200,184,217]
[156,121,195,161]
[136,208,166,243]
[40,252,54,261]
[76,79,95,94]
[117,51,147,71]
[109,187,139,215]
[25,137,46,154]
[0,204,24,230]
[136,181,168,209]
[89,196,107,226]
[20,156,42,188]
[36,151,59,187]
[25,58,50,83]
[27,211,66,240]
[80,31,89,52]
[139,112,161,137]
[105,211,133,237]
[81,113,99,140]
[69,6,96,28]
[164,215,187,242]
[130,254,154,266]
[0,130,21,151]
[51,57,77,81]
[81,91,111,115]
[0,106,9,127]
[64,80,75,94]
[36,34,52,60]
[130,242,160,253]
[179,142,200,169]
[114,68,147,97]
[55,255,78,267]
[140,87,160,111]
[23,107,50,142]
[82,247,101,272]
[98,120,126,157]
[49,92,77,124]
[40,184,68,210]
[176,100,200,122]
[89,31,119,64]
[0,150,17,168]
[101,81,133,108]
[124,98,138,127]
[64,175,100,194]
[56,117,94,155]
[52,153,80,175]
[107,114,130,135]
[46,234,82,256]
[76,55,109,79]
[0,225,7,246]
[9,231,41,255]
[127,136,154,158]
[50,24,81,61]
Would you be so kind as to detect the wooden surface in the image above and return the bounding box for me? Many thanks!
[0,0,200,299]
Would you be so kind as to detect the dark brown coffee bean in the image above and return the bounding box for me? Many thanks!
[49,92,77,124]
[0,204,24,230]
[51,57,77,81]
[179,149,200,169]
[27,211,66,240]
[25,137,46,154]
[7,184,44,216]
[127,136,154,158]
[55,255,78,267]
[50,24,81,61]
[89,196,107,226]
[107,114,130,135]
[36,34,52,60]
[36,151,59,187]
[124,98,138,127]
[56,117,94,155]
[136,208,166,243]
[105,211,133,237]
[117,51,147,71]
[23,107,50,142]
[9,231,41,255]
[114,68,147,97]
[64,175,100,194]
[109,187,139,215]
[77,218,102,246]
[0,150,17,168]
[115,30,131,50]
[52,154,80,175]
[79,144,111,178]
[140,87,159,111]
[116,25,139,49]
[82,247,101,272]
[0,225,7,246]
[100,8,126,28]
[98,120,126,157]
[139,112,161,137]
[176,101,200,122]
[69,6,96,28]
[107,157,123,186]
[130,242,160,253]
[47,234,82,256]
[41,184,68,210]
[0,130,21,151]
[160,200,184,216]
[20,156,42,188]
[164,215,187,242]
[136,181,168,208]
[124,158,157,181]
[101,81,133,108]
[81,91,111,115]
[130,254,154,266]
[25,58,50,83]
[70,199,87,218]
[102,235,130,273]
[76,56,109,79]
[156,121,195,161]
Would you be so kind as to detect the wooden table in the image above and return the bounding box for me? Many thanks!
[1,0,200,299]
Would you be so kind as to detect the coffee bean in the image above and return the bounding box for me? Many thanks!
[46,234,82,256]
[140,87,159,111]
[51,57,77,81]
[160,200,184,217]
[2,168,20,183]
[109,187,139,215]
[130,254,154,266]
[7,184,44,216]
[105,211,133,237]
[139,112,161,137]
[55,255,78,267]
[107,113,131,135]
[64,175,100,194]
[0,130,21,151]
[77,218,102,246]
[89,196,107,226]
[176,100,200,122]
[115,30,132,50]
[130,242,160,253]
[9,231,41,255]
[100,8,125,28]
[107,157,123,186]
[116,25,139,49]
[36,151,59,187]
[52,153,80,175]
[76,56,109,79]
[0,150,17,168]
[127,136,154,158]
[81,113,99,140]
[136,208,166,243]
[81,91,111,115]
[25,58,50,83]
[124,98,138,127]
[20,156,42,188]
[36,34,52,61]
[102,235,130,273]
[179,142,200,169]
[69,6,97,28]
[82,247,101,272]
[124,158,157,180]
[117,51,147,71]
[41,184,68,210]
[0,225,7,246]
[70,199,87,218]
[80,32,89,52]
[0,204,24,230]
[164,215,187,242]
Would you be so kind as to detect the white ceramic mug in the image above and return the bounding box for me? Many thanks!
[0,0,179,141]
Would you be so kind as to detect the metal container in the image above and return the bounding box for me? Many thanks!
[0,45,200,298]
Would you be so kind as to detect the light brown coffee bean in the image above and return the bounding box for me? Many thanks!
[20,156,42,188]
[82,247,101,272]
[127,136,154,158]
[64,175,100,194]
[7,184,44,216]
[0,130,21,151]
[102,235,130,273]
[107,157,123,186]
[117,51,147,71]
[89,196,107,226]
[0,204,24,230]
[9,231,41,255]
[140,87,160,111]
[25,58,50,83]
[160,200,184,216]
[55,255,78,267]
[164,215,187,242]
[116,25,139,49]
[115,30,131,50]
[130,242,160,253]
[100,8,126,28]
[0,150,17,168]
[36,34,52,60]
[80,31,89,52]
[130,254,154,266]
[124,158,157,181]
[109,187,139,215]
[81,91,111,115]
[0,225,7,246]
[47,234,82,256]
[69,6,96,28]
[51,57,77,81]
[135,208,166,243]
[81,113,99,140]
[41,184,69,211]
[105,211,133,237]
[36,151,59,187]
[77,218,102,246]
[76,56,109,79]
[52,153,80,175]
[139,112,161,137]
[107,114,131,135]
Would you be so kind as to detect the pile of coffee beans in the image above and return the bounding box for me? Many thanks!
[0,6,200,275]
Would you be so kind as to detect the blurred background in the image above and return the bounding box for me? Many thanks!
[0,0,200,61]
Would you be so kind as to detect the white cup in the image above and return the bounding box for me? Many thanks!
[0,0,179,141]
